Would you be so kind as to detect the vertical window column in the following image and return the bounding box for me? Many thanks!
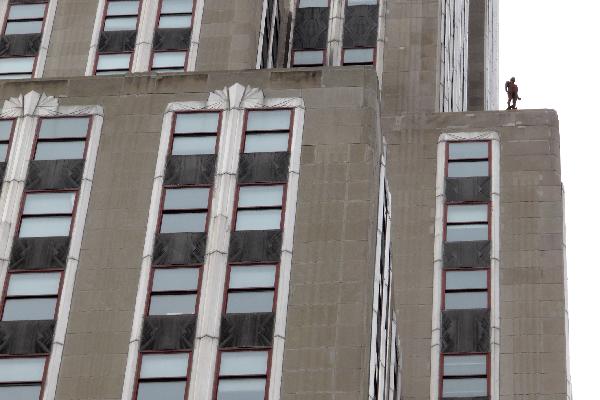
[342,0,379,65]
[258,0,280,69]
[291,0,330,67]
[151,0,194,72]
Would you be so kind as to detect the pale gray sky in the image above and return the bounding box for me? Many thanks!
[499,1,598,397]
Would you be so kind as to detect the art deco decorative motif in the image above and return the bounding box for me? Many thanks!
[164,155,216,186]
[238,152,289,183]
[0,34,41,57]
[98,31,137,53]
[141,315,197,351]
[10,237,71,270]
[443,241,491,269]
[343,4,378,48]
[219,313,275,348]
[445,176,491,202]
[228,230,283,263]
[441,309,490,353]
[293,7,329,50]
[153,28,192,51]
[25,159,84,190]
[152,232,207,265]
[0,320,55,354]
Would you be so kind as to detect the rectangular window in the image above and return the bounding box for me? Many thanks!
[104,0,140,31]
[0,357,46,398]
[342,47,375,65]
[442,354,488,397]
[2,272,61,321]
[18,192,76,238]
[292,49,325,67]
[445,204,489,242]
[298,0,328,7]
[0,57,35,79]
[148,267,201,316]
[447,141,490,178]
[244,110,291,153]
[444,270,488,310]
[96,53,132,75]
[235,185,284,231]
[136,352,189,400]
[158,0,194,29]
[226,265,276,314]
[159,187,210,234]
[4,3,47,35]
[151,51,187,72]
[171,112,220,156]
[216,351,269,400]
[34,117,90,161]
[0,119,15,162]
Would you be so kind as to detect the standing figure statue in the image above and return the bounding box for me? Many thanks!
[505,77,522,110]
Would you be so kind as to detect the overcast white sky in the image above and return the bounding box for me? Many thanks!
[499,1,598,397]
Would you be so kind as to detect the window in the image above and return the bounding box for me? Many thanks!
[447,142,489,178]
[244,110,291,153]
[18,192,76,238]
[34,117,90,160]
[2,272,61,321]
[342,47,375,65]
[235,185,284,231]
[0,357,46,398]
[4,3,47,35]
[292,0,328,67]
[158,0,193,29]
[292,49,325,67]
[444,270,488,310]
[159,187,210,233]
[226,265,276,314]
[298,0,328,7]
[0,119,15,162]
[97,53,132,75]
[442,354,488,397]
[445,204,488,242]
[103,0,140,31]
[216,351,269,400]
[136,353,190,400]
[171,112,220,156]
[0,57,35,79]
[152,51,187,72]
[148,267,200,315]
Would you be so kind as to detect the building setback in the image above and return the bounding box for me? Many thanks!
[0,1,570,400]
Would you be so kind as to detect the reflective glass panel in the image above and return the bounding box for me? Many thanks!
[19,216,72,238]
[0,57,34,74]
[446,224,488,242]
[160,212,206,233]
[24,192,75,215]
[444,355,487,376]
[244,133,288,153]
[34,141,86,160]
[446,270,487,290]
[140,353,188,379]
[8,4,46,20]
[0,385,41,400]
[7,272,61,296]
[226,291,274,313]
[149,294,196,315]
[442,378,487,397]
[153,268,199,292]
[447,204,487,223]
[97,53,131,71]
[172,136,216,155]
[161,0,194,13]
[175,113,219,133]
[5,21,43,35]
[348,0,378,4]
[298,0,328,7]
[0,358,45,382]
[2,298,57,321]
[158,15,192,29]
[138,381,185,400]
[152,52,186,69]
[39,118,89,139]
[0,73,31,80]
[293,50,324,66]
[448,161,489,177]
[217,378,266,400]
[104,16,138,31]
[238,185,283,208]
[246,110,291,131]
[164,188,209,210]
[229,265,276,289]
[0,120,13,141]
[448,142,488,160]
[445,292,488,310]
[236,209,281,231]
[343,48,374,64]
[0,143,7,162]
[220,351,268,376]
[107,1,139,16]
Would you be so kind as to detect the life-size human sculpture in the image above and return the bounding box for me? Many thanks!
[505,77,522,110]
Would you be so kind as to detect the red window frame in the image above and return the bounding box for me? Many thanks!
[168,110,223,156]
[439,353,490,400]
[15,189,80,239]
[144,265,203,316]
[156,184,212,235]
[213,348,273,400]
[445,140,491,178]
[223,263,280,315]
[133,350,193,400]
[341,46,376,66]
[441,268,490,311]
[1,1,49,36]
[0,354,50,400]
[232,183,287,232]
[0,118,16,163]
[443,202,491,242]
[292,0,330,67]
[241,108,294,156]
[31,116,93,162]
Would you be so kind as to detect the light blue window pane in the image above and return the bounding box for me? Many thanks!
[446,224,488,242]
[161,0,194,13]
[19,216,72,238]
[220,351,268,376]
[34,141,86,160]
[444,355,487,376]
[0,74,31,80]
[2,298,56,321]
[0,120,13,141]
[140,353,188,379]
[138,381,185,400]
[244,133,288,153]
[0,358,45,382]
[175,113,219,133]
[447,204,487,223]
[164,187,209,210]
[0,385,41,400]
[449,142,488,160]
[104,16,138,31]
[448,161,489,177]
[238,185,284,207]
[445,292,487,310]
[97,53,131,71]
[149,294,196,315]
[0,143,7,162]
[293,50,324,65]
[445,270,487,290]
[7,272,61,296]
[0,57,34,74]
[159,15,192,29]
[39,117,89,139]
[172,136,216,155]
[442,378,487,397]
[160,212,206,233]
[5,21,43,35]
[246,110,291,131]
[96,70,128,76]
[107,1,139,16]
[227,291,274,313]
[348,0,378,4]
[298,0,328,7]
[24,192,75,215]
[343,48,374,64]
[217,378,266,400]
[152,52,186,69]
[236,209,281,231]
[153,268,199,292]
[229,265,276,289]
[8,4,46,20]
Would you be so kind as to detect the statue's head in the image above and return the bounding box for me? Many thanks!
[510,77,516,82]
